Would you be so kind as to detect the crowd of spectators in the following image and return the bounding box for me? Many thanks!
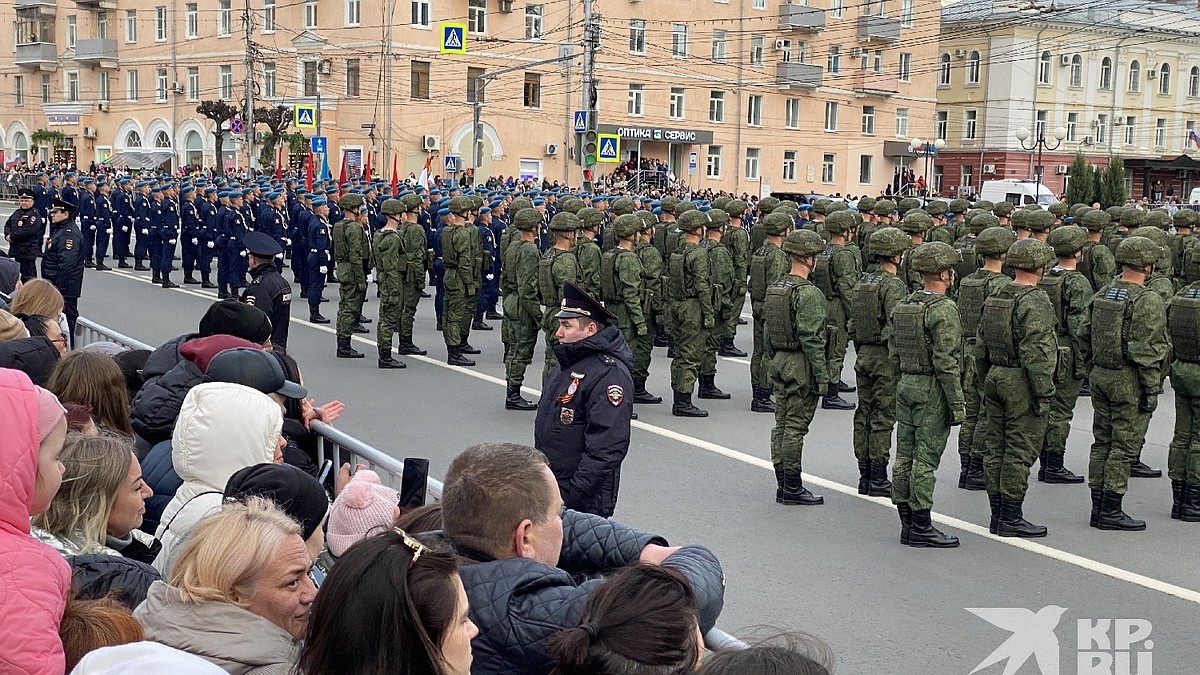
[0,294,836,674]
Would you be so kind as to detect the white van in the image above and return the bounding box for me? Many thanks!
[1187,187,1200,205]
[978,179,1058,208]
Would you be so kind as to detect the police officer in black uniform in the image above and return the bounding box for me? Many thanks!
[241,231,293,354]
[4,188,44,281]
[534,280,635,518]
[41,198,86,340]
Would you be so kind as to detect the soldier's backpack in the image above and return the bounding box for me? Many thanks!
[980,285,1037,368]
[810,245,836,301]
[1091,285,1147,370]
[892,292,946,375]
[1169,286,1200,363]
[538,248,561,307]
[850,273,887,346]
[764,278,801,350]
[956,272,993,340]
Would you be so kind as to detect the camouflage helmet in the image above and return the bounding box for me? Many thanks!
[380,198,405,215]
[1047,225,1088,256]
[613,214,643,239]
[510,196,534,213]
[824,210,857,233]
[972,200,995,212]
[711,196,731,212]
[1114,235,1161,266]
[975,226,1018,256]
[909,241,961,273]
[968,212,1000,234]
[897,198,922,215]
[774,204,800,219]
[899,209,932,233]
[781,229,826,257]
[826,200,849,214]
[992,201,1014,217]
[856,196,877,213]
[757,196,780,214]
[447,196,473,215]
[1080,209,1111,231]
[636,210,657,231]
[549,212,582,232]
[513,207,543,231]
[469,195,484,211]
[560,197,585,214]
[1011,209,1030,230]
[707,208,731,228]
[812,199,833,215]
[1129,226,1169,249]
[674,200,698,217]
[1047,201,1069,218]
[760,212,794,236]
[873,199,897,216]
[400,193,424,213]
[610,196,637,215]
[659,195,681,214]
[924,200,948,217]
[338,193,365,211]
[1142,210,1171,230]
[1005,238,1055,271]
[1106,205,1125,221]
[948,198,971,215]
[577,207,605,229]
[1026,209,1055,232]
[725,199,748,217]
[1121,208,1144,228]
[677,209,708,232]
[1174,208,1199,229]
[868,227,911,257]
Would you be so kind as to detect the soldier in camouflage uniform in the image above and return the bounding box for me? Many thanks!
[1174,208,1200,286]
[575,207,605,296]
[393,194,431,357]
[1167,274,1200,521]
[749,212,794,413]
[850,227,910,497]
[540,212,584,380]
[976,238,1058,538]
[765,229,830,506]
[698,210,736,400]
[950,211,994,297]
[1020,209,1054,242]
[633,211,664,404]
[890,241,964,548]
[441,196,482,366]
[946,199,971,239]
[720,200,751,358]
[897,210,933,292]
[1081,236,1170,530]
[601,213,650,389]
[373,197,413,369]
[603,196,636,253]
[1048,201,1069,227]
[992,201,1013,228]
[501,208,543,411]
[333,193,372,359]
[1105,207,1140,255]
[1037,225,1090,485]
[749,197,780,252]
[1079,209,1117,292]
[855,196,879,268]
[925,200,954,244]
[668,210,715,417]
[1130,225,1176,304]
[812,210,860,410]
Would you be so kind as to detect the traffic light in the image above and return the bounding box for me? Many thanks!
[583,169,593,182]
[583,130,598,166]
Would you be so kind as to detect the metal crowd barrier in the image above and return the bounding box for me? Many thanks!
[74,316,746,652]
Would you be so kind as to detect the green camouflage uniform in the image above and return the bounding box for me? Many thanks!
[374,226,403,349]
[812,211,862,389]
[574,207,605,296]
[440,211,479,351]
[721,201,752,345]
[701,222,736,379]
[668,211,715,395]
[1038,254,1093,467]
[539,213,584,380]
[396,213,428,347]
[634,213,664,385]
[749,214,792,398]
[600,215,649,359]
[1168,281,1200,515]
[333,197,371,338]
[502,209,544,388]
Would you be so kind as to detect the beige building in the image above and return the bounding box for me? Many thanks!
[2,0,938,194]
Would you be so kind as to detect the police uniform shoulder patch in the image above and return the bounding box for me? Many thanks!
[244,295,256,306]
[560,407,575,425]
[607,384,624,406]
[64,239,74,250]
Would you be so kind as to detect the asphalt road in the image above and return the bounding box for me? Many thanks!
[9,207,1198,674]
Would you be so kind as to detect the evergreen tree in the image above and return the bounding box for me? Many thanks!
[1065,152,1092,205]
[1101,156,1129,208]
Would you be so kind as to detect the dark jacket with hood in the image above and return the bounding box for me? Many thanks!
[0,336,59,387]
[69,554,162,609]
[534,324,634,518]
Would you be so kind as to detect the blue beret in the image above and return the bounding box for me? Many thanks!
[652,207,663,215]
[798,204,813,211]
[181,187,194,195]
[437,208,450,216]
[204,187,217,194]
[489,200,501,208]
[135,181,148,188]
[150,187,162,193]
[311,197,327,206]
[217,191,230,198]
[479,207,491,215]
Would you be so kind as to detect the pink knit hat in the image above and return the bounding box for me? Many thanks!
[34,385,65,442]
[326,470,399,557]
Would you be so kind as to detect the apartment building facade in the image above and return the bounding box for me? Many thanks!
[2,0,937,194]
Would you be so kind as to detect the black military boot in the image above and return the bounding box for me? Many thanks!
[1040,452,1085,484]
[472,318,493,331]
[357,314,372,324]
[337,336,365,359]
[378,347,406,369]
[1095,490,1146,531]
[183,274,200,284]
[718,338,747,358]
[633,380,662,404]
[896,503,912,545]
[996,498,1048,538]
[906,509,959,548]
[857,460,871,495]
[152,270,162,284]
[460,342,481,355]
[435,316,444,332]
[958,455,973,489]
[654,326,670,347]
[447,347,475,367]
[83,258,94,269]
[697,374,730,400]
[201,274,217,289]
[777,470,824,505]
[95,261,111,272]
[352,322,370,334]
[988,494,1002,534]
[118,259,133,269]
[1172,480,1184,520]
[161,274,180,289]
[1181,485,1200,522]
[959,456,985,491]
[822,389,855,410]
[486,309,503,321]
[666,345,677,359]
[1089,488,1103,528]
[867,462,892,498]
[309,310,330,324]
[1078,377,1091,397]
[135,261,150,271]
[396,342,427,356]
[837,379,857,393]
[750,387,775,413]
[218,285,231,300]
[505,384,537,411]
[671,391,708,418]
[1130,458,1162,478]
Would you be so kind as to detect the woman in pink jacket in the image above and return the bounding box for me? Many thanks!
[0,367,71,675]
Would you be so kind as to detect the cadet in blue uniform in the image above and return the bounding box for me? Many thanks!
[226,191,250,296]
[196,187,218,288]
[111,178,133,268]
[431,206,448,330]
[157,185,181,288]
[180,185,203,284]
[241,231,293,354]
[307,197,333,324]
[473,206,501,331]
[41,198,86,340]
[92,181,113,271]
[133,183,154,271]
[77,178,97,267]
[33,174,50,221]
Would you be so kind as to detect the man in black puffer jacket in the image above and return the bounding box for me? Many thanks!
[439,443,725,675]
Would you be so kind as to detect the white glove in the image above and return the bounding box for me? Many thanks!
[207,241,215,249]
[141,229,149,235]
[90,225,96,231]
[485,273,495,281]
[169,239,177,245]
[366,273,375,284]
[122,226,129,233]
[276,252,284,259]
[319,265,329,274]
[191,238,199,245]
[239,250,247,257]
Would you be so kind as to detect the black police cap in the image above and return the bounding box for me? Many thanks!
[244,231,283,258]
[50,197,76,218]
[17,188,35,199]
[555,280,617,326]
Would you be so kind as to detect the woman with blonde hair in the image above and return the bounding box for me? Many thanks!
[9,278,66,335]
[135,497,316,675]
[47,350,135,440]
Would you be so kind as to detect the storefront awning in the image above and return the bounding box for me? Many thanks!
[101,150,175,170]
[1123,153,1200,170]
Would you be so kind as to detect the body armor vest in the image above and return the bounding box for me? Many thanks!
[980,285,1036,368]
[1170,287,1200,362]
[952,237,979,283]
[1185,240,1200,285]
[750,248,772,303]
[1079,241,1097,288]
[538,248,563,307]
[811,245,836,301]
[851,273,887,346]
[600,248,630,304]
[1038,268,1072,334]
[667,247,690,301]
[502,240,524,294]
[764,279,801,350]
[893,292,945,375]
[957,273,991,340]
[1091,285,1144,369]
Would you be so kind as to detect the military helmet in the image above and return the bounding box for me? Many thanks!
[812,199,833,215]
[972,199,995,212]
[1106,205,1125,221]
[968,212,1000,234]
[824,210,856,233]
[510,196,534,213]
[1142,210,1171,230]
[707,208,730,227]
[613,214,643,239]
[577,207,605,229]
[1115,235,1161,266]
[725,199,748,217]
[899,209,932,233]
[1005,238,1055,271]
[774,204,800,219]
[711,196,731,212]
[1174,208,1199,229]
[447,196,473,215]
[856,196,877,213]
[1026,209,1055,232]
[781,229,826,257]
[975,226,1018,256]
[659,195,681,213]
[1069,204,1091,220]
[826,200,849,214]
[897,198,922,215]
[1011,209,1030,229]
[760,212,794,236]
[677,209,708,232]
[1129,226,1169,248]
[636,210,657,231]
[1080,209,1111,231]
[868,227,910,257]
[909,241,960,273]
[924,200,948,216]
[1048,224,1088,256]
[1048,202,1068,218]
[873,199,897,216]
[757,196,780,214]
[549,212,582,232]
[1122,208,1144,228]
[992,201,1014,217]
[380,198,405,215]
[560,197,585,214]
[948,198,971,215]
[400,193,423,213]
[514,207,543,231]
[674,200,697,217]
[338,193,365,211]
[611,196,636,215]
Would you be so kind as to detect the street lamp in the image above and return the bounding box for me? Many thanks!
[1016,125,1067,193]
[910,137,945,197]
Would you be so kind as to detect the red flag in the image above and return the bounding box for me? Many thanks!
[337,152,347,194]
[275,145,283,181]
[305,151,314,192]
[363,151,372,181]
[391,154,399,194]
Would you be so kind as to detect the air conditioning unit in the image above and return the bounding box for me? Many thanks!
[1082,135,1094,145]
[850,47,862,57]
[777,40,792,51]
[982,163,996,174]
[545,143,558,156]
[318,60,332,76]
[1055,164,1069,174]
[1060,54,1072,66]
[172,82,184,94]
[82,126,97,139]
[498,0,514,12]
[97,101,109,113]
[1147,69,1157,79]
[953,48,966,58]
[1112,117,1123,126]
[422,135,441,151]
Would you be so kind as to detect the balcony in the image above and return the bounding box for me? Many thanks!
[776,62,823,89]
[15,43,59,71]
[778,4,825,32]
[851,70,899,96]
[857,14,902,42]
[16,0,57,13]
[75,39,118,68]
[74,0,118,8]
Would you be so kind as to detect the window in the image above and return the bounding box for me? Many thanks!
[218,66,231,100]
[469,0,487,33]
[218,0,232,35]
[1124,116,1136,146]
[961,165,974,191]
[303,60,317,96]
[304,0,318,29]
[523,72,541,108]
[1069,54,1082,88]
[782,151,797,182]
[938,53,950,85]
[1159,63,1171,95]
[126,69,138,101]
[346,59,360,97]
[1066,112,1078,141]
[873,49,883,72]
[466,67,485,103]
[1191,66,1200,97]
[669,88,685,119]
[744,148,760,180]
[156,68,168,102]
[862,105,876,134]
[1035,110,1047,139]
[859,155,872,184]
[96,73,109,102]
[1100,57,1112,90]
[822,153,835,183]
[154,6,167,40]
[785,98,800,129]
[795,40,808,63]
[706,146,722,178]
[750,36,765,67]
[898,52,911,81]
[185,4,198,38]
[629,20,645,54]
[411,61,430,99]
[524,5,542,39]
[1096,113,1107,145]
[97,11,108,39]
[411,0,430,27]
[186,66,199,101]
[672,23,688,58]
[1038,50,1051,85]
[262,0,275,32]
[831,0,844,18]
[14,76,23,106]
[752,0,766,9]
[1155,118,1166,147]
[709,90,724,122]
[263,61,276,98]
[346,0,360,26]
[895,108,908,137]
[964,109,977,140]
[747,94,762,126]
[865,0,884,16]
[125,130,142,148]
[824,101,838,131]
[125,10,137,43]
[66,71,78,102]
[711,29,726,62]
[1128,60,1141,92]
[66,15,77,49]
[828,45,841,74]
[966,51,980,84]
[627,83,644,116]
[901,0,914,26]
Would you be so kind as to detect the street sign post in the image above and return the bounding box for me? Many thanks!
[440,23,467,54]
[310,136,327,154]
[597,133,620,163]
[444,155,460,173]
[294,105,317,129]
[573,111,588,134]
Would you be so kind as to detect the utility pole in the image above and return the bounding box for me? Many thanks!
[384,0,395,169]
[243,0,255,176]
[580,0,598,192]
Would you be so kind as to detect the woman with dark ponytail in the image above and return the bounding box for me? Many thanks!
[547,564,703,675]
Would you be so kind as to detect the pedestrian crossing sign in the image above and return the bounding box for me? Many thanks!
[597,134,620,163]
[294,105,317,130]
[440,23,467,54]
